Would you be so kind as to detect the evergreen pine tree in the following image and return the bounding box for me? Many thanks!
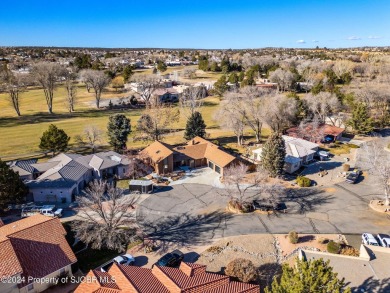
[265,258,351,293]
[184,111,207,140]
[0,160,28,208]
[261,132,286,177]
[107,114,131,152]
[39,124,70,156]
[347,103,374,134]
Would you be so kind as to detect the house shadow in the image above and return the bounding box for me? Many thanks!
[258,263,282,292]
[300,161,343,176]
[183,252,200,263]
[153,186,173,193]
[298,235,315,243]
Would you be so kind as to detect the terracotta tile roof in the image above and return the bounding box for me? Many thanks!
[287,124,344,140]
[141,141,174,163]
[0,239,23,278]
[0,214,76,286]
[76,262,260,292]
[93,271,120,289]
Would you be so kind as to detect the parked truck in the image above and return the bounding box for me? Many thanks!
[21,205,63,218]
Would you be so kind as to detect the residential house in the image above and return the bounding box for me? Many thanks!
[252,136,319,174]
[0,215,77,293]
[286,124,345,143]
[11,151,129,203]
[141,137,238,176]
[153,88,179,103]
[75,261,260,293]
[299,244,390,292]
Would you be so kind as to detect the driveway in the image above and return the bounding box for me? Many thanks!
[136,181,389,247]
[170,167,223,187]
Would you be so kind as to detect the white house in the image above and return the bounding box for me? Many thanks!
[252,136,319,174]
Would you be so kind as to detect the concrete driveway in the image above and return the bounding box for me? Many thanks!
[136,179,390,247]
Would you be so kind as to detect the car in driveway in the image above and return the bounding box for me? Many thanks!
[377,234,390,248]
[315,150,330,161]
[346,169,362,184]
[101,254,135,272]
[155,250,184,267]
[362,233,379,246]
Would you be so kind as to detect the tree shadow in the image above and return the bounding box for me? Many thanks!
[278,188,333,215]
[139,211,232,252]
[258,263,282,292]
[183,251,200,263]
[350,276,390,293]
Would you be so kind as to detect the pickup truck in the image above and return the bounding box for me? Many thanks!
[345,169,362,184]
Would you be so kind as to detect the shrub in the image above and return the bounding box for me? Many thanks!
[225,258,258,283]
[212,140,220,146]
[327,241,341,254]
[343,164,350,172]
[296,176,311,187]
[247,164,257,173]
[288,231,299,244]
[340,246,359,257]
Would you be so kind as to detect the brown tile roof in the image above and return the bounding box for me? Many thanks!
[0,239,23,278]
[141,141,173,163]
[287,124,344,140]
[0,214,77,286]
[173,143,208,160]
[75,262,260,293]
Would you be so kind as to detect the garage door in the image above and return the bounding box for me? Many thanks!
[208,161,214,169]
[215,165,221,174]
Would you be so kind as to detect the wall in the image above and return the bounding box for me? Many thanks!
[30,186,75,203]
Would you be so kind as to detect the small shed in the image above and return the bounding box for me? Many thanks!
[129,180,154,194]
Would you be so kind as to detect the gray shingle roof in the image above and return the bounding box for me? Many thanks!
[8,159,38,175]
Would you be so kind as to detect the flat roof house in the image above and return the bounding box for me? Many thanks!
[141,137,238,177]
[75,261,260,293]
[0,214,77,293]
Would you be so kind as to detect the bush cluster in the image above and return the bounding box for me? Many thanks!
[296,176,311,187]
[288,231,299,244]
[327,241,341,254]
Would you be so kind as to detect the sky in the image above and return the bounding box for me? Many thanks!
[0,0,389,49]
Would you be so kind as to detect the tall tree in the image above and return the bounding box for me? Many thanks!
[179,86,205,118]
[39,124,70,156]
[71,180,137,252]
[213,75,228,97]
[132,75,160,108]
[122,65,134,83]
[304,92,341,125]
[266,258,351,293]
[157,61,167,73]
[0,70,26,116]
[184,111,206,140]
[31,62,65,114]
[81,69,111,108]
[107,114,131,152]
[261,132,286,178]
[64,69,77,113]
[347,103,374,134]
[0,160,28,208]
[264,94,298,132]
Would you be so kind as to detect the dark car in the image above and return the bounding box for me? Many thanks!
[156,250,184,267]
[252,200,287,212]
[345,169,361,184]
[321,135,335,144]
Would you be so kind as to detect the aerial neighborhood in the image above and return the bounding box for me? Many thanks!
[1,2,390,292]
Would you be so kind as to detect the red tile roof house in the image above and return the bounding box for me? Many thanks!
[141,136,238,177]
[286,124,345,143]
[75,262,260,293]
[0,215,77,293]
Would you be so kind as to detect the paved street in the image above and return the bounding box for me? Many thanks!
[136,174,389,247]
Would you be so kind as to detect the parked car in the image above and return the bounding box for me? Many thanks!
[113,254,135,265]
[377,234,390,248]
[156,250,184,267]
[252,200,287,212]
[321,135,335,144]
[346,169,362,184]
[101,254,135,272]
[362,233,379,246]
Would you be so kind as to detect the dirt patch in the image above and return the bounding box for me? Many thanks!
[323,187,337,193]
[277,234,345,259]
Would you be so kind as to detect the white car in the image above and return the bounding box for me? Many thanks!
[113,254,135,265]
[377,234,390,248]
[362,233,379,246]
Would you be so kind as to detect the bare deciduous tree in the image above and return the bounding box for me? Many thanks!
[269,68,296,92]
[333,60,354,80]
[31,62,65,114]
[359,140,390,206]
[297,117,325,143]
[182,68,197,79]
[64,69,77,112]
[0,70,26,116]
[179,85,204,118]
[72,180,137,252]
[80,69,111,108]
[126,151,154,179]
[75,126,103,153]
[264,94,298,132]
[304,92,341,125]
[132,75,160,108]
[135,102,180,141]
